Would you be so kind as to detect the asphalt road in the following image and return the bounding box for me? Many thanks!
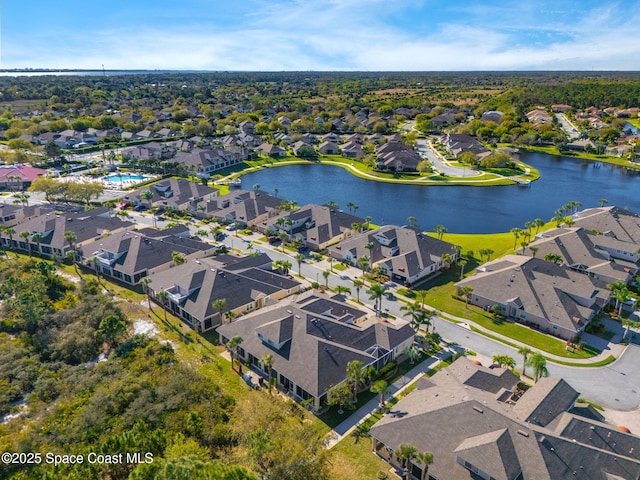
[119,210,640,411]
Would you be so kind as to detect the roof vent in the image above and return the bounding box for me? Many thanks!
[517,430,529,437]
[473,406,483,414]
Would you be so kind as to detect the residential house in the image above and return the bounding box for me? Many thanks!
[0,203,54,227]
[2,207,133,259]
[369,356,640,480]
[0,165,47,191]
[257,143,286,157]
[265,203,364,251]
[375,141,421,172]
[572,206,640,244]
[146,255,301,331]
[442,133,491,159]
[217,291,415,410]
[318,141,340,155]
[172,147,244,177]
[526,108,553,125]
[81,228,215,285]
[526,226,637,284]
[204,189,282,226]
[330,225,458,285]
[129,179,219,213]
[340,141,363,159]
[455,255,609,340]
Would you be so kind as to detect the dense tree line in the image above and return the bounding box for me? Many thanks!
[0,258,330,480]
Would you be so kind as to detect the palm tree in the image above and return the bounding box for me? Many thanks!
[346,201,355,215]
[442,253,452,269]
[460,286,474,308]
[534,217,545,234]
[212,298,227,324]
[404,345,421,364]
[370,379,390,411]
[326,200,338,211]
[458,258,467,279]
[511,227,522,250]
[598,198,608,207]
[397,443,418,480]
[414,290,429,310]
[334,285,351,297]
[141,189,153,208]
[609,280,630,316]
[156,290,169,323]
[364,216,372,230]
[435,224,447,240]
[322,270,330,288]
[226,335,244,372]
[291,253,303,277]
[529,245,539,257]
[31,232,43,256]
[141,278,153,310]
[260,353,274,395]
[64,230,77,259]
[328,256,334,273]
[20,230,31,256]
[415,451,434,480]
[544,253,562,265]
[367,282,387,316]
[352,278,364,302]
[171,251,186,265]
[400,302,429,333]
[518,346,533,376]
[622,318,640,342]
[485,248,494,261]
[346,360,365,402]
[365,241,375,263]
[407,216,418,229]
[357,255,370,276]
[492,354,516,369]
[526,352,548,382]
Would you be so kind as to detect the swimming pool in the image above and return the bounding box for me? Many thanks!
[103,173,147,184]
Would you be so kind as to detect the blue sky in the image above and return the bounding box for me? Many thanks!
[1,0,639,70]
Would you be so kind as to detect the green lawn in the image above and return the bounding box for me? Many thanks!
[427,280,599,359]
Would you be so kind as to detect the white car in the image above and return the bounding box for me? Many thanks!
[225,224,237,231]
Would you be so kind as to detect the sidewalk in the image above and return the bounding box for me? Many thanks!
[324,345,462,449]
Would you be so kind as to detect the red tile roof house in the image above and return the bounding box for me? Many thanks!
[0,165,47,191]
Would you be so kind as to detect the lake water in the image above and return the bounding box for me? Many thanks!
[241,152,640,234]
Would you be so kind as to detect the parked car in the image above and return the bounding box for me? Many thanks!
[134,204,146,212]
[225,223,237,231]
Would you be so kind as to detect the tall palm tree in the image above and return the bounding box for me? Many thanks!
[400,301,430,333]
[156,290,169,323]
[529,245,539,257]
[364,241,375,263]
[517,346,533,377]
[598,198,608,207]
[414,290,429,310]
[415,451,434,480]
[260,353,274,395]
[3,226,16,255]
[510,227,522,250]
[367,282,387,316]
[352,278,364,303]
[460,286,474,309]
[31,232,43,256]
[322,270,330,288]
[226,335,244,372]
[20,230,31,256]
[346,360,366,402]
[458,258,468,279]
[357,255,369,276]
[141,278,153,310]
[370,379,390,411]
[435,224,447,240]
[397,443,418,480]
[212,298,227,324]
[609,280,630,315]
[294,253,304,276]
[526,352,548,382]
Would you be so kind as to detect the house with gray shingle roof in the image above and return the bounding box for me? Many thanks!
[369,356,640,480]
[525,226,636,284]
[146,255,301,331]
[204,189,282,226]
[80,229,216,285]
[455,255,609,340]
[217,291,414,410]
[330,225,458,285]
